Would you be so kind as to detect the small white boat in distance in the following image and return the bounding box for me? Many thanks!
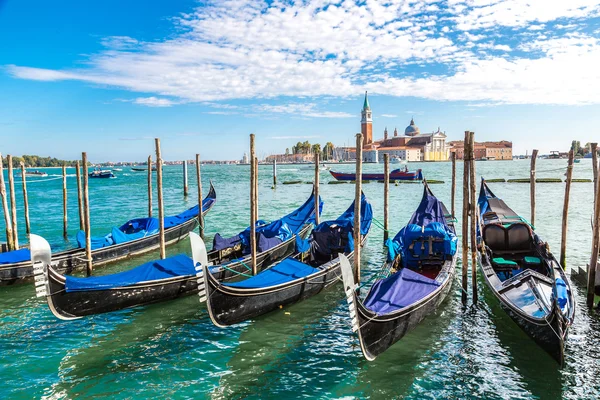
[21,170,48,178]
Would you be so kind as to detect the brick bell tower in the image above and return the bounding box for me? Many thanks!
[361,91,373,146]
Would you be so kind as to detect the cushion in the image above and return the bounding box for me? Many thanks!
[484,225,506,251]
[492,257,518,267]
[523,256,541,265]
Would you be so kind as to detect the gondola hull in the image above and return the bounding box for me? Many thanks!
[1,184,217,286]
[329,169,422,182]
[204,246,359,327]
[36,224,311,319]
[352,259,455,361]
[479,254,567,364]
[44,266,198,318]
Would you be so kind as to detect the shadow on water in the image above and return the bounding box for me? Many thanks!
[48,296,226,397]
[211,285,351,399]
[480,286,563,400]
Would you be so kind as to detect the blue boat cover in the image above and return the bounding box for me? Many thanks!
[387,186,457,266]
[65,254,195,292]
[213,220,267,251]
[216,192,323,254]
[225,257,319,289]
[304,193,372,256]
[0,248,31,265]
[363,267,441,314]
[76,195,215,250]
[553,277,569,311]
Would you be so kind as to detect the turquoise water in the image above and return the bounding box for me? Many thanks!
[0,160,599,399]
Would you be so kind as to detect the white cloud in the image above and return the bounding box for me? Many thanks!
[257,103,353,118]
[132,97,177,107]
[381,114,398,118]
[6,0,600,106]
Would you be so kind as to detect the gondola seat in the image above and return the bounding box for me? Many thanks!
[483,223,533,255]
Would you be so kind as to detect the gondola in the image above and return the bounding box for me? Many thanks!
[0,183,217,286]
[329,167,423,182]
[131,166,157,172]
[199,194,372,327]
[339,182,457,361]
[476,179,575,365]
[31,191,321,319]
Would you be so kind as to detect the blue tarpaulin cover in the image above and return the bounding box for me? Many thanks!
[217,192,323,254]
[387,186,457,265]
[307,193,372,256]
[225,257,319,289]
[363,267,441,314]
[65,254,195,292]
[0,248,31,265]
[76,195,215,250]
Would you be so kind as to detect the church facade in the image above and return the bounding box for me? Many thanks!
[359,92,450,162]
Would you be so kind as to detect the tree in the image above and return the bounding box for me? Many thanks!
[323,142,335,160]
[285,148,289,156]
[312,143,321,156]
[571,140,580,155]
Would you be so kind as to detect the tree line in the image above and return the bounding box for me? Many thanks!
[1,155,80,168]
[287,141,336,160]
[571,141,600,157]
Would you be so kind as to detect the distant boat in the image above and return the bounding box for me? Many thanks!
[89,169,115,179]
[20,170,48,178]
[131,166,157,172]
[329,168,423,181]
[574,159,581,164]
[112,168,123,171]
[390,157,407,165]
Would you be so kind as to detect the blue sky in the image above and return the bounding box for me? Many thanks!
[1,0,600,162]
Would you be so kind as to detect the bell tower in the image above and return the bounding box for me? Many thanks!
[361,91,373,146]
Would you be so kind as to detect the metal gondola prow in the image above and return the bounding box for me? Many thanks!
[30,234,51,298]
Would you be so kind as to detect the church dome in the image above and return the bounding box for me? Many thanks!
[405,118,420,136]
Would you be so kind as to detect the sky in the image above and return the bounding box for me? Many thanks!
[1,0,600,162]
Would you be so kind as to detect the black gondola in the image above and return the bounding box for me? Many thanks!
[476,179,575,365]
[0,182,217,286]
[340,183,458,361]
[31,191,321,319]
[199,194,372,327]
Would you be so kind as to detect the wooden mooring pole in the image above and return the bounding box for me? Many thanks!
[451,152,456,218]
[314,152,320,225]
[273,159,277,187]
[383,153,390,242]
[250,134,257,276]
[587,167,600,307]
[196,154,204,239]
[8,155,18,249]
[0,154,14,250]
[592,143,598,210]
[254,157,259,229]
[354,133,363,284]
[155,139,166,260]
[183,160,188,197]
[530,149,539,227]
[20,162,31,235]
[76,161,84,230]
[461,131,470,305]
[560,150,574,267]
[147,155,153,218]
[62,164,68,239]
[82,152,92,276]
[469,132,477,303]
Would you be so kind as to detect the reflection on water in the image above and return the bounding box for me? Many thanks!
[1,160,600,398]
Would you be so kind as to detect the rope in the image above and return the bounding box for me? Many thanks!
[371,217,388,232]
[221,264,253,278]
[12,176,63,184]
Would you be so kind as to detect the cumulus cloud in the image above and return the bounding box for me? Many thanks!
[6,0,600,105]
